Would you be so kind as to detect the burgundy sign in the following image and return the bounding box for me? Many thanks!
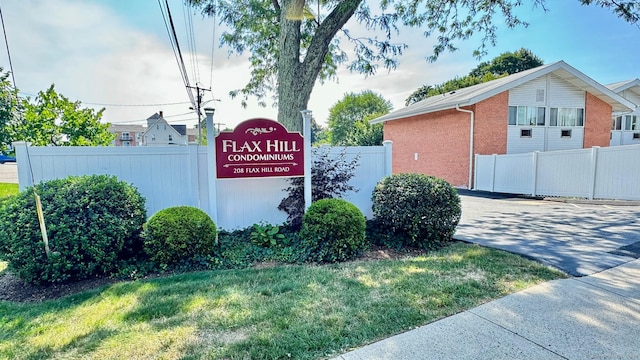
[216,118,304,179]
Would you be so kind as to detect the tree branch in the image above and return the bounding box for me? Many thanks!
[302,0,364,80]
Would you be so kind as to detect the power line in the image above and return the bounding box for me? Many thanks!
[82,100,192,107]
[182,3,200,85]
[16,91,191,108]
[209,0,217,90]
[108,111,197,125]
[0,4,16,88]
[158,0,196,109]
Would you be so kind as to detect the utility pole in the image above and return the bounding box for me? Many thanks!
[187,85,211,144]
[214,122,226,135]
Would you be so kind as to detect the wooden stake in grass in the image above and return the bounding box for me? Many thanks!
[33,188,51,258]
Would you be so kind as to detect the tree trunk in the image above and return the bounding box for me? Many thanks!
[277,0,363,132]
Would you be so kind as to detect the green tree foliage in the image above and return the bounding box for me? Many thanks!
[0,69,22,154]
[17,85,114,146]
[405,73,503,106]
[310,116,329,145]
[328,90,391,146]
[187,0,637,131]
[0,80,115,149]
[469,48,544,77]
[405,48,544,106]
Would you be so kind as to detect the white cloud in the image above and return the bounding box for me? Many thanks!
[5,0,634,133]
[0,0,479,130]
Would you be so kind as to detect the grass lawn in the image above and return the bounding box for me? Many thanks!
[0,183,18,198]
[0,243,566,359]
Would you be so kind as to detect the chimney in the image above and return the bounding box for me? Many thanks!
[159,110,163,118]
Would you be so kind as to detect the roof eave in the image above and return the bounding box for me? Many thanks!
[370,100,473,124]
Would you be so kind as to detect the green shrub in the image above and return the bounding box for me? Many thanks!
[0,175,146,284]
[278,147,360,229]
[143,206,217,266]
[372,173,461,249]
[365,218,404,249]
[299,198,366,262]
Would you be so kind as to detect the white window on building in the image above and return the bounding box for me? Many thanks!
[123,141,131,146]
[152,135,156,141]
[508,106,546,126]
[550,108,584,127]
[168,135,173,142]
[624,115,639,130]
[613,116,623,130]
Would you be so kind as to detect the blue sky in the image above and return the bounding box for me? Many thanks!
[1,0,638,128]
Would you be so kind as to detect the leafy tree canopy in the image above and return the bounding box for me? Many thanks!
[0,70,22,154]
[0,73,115,150]
[405,48,544,106]
[328,90,391,146]
[310,116,329,145]
[469,48,544,77]
[187,0,639,131]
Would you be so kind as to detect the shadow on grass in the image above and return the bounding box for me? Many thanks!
[0,243,564,360]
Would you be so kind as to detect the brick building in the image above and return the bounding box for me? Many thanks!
[371,61,635,188]
[108,124,146,146]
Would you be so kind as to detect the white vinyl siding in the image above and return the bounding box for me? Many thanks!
[548,74,585,108]
[508,77,547,107]
[547,127,584,151]
[507,127,546,154]
[507,74,586,154]
[620,90,640,106]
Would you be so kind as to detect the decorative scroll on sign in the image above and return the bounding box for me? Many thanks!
[215,118,304,179]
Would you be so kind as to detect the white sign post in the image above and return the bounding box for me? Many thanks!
[301,110,312,211]
[204,107,218,225]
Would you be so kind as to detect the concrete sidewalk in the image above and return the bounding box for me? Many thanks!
[332,259,640,360]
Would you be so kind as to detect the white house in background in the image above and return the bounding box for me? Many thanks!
[607,79,640,146]
[143,111,188,146]
[108,124,146,146]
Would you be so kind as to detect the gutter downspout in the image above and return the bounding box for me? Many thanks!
[456,104,474,190]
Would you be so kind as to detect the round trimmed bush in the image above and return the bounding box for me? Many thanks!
[299,198,366,262]
[372,173,461,249]
[0,175,147,284]
[143,206,217,266]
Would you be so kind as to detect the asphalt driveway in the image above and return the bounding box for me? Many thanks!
[455,190,640,276]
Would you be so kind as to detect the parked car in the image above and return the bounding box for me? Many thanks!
[0,154,16,164]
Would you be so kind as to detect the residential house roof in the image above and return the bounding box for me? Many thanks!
[606,79,640,101]
[142,113,185,140]
[171,125,187,136]
[108,124,146,133]
[371,61,636,124]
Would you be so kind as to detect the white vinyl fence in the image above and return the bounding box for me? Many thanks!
[474,144,640,200]
[14,142,392,229]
